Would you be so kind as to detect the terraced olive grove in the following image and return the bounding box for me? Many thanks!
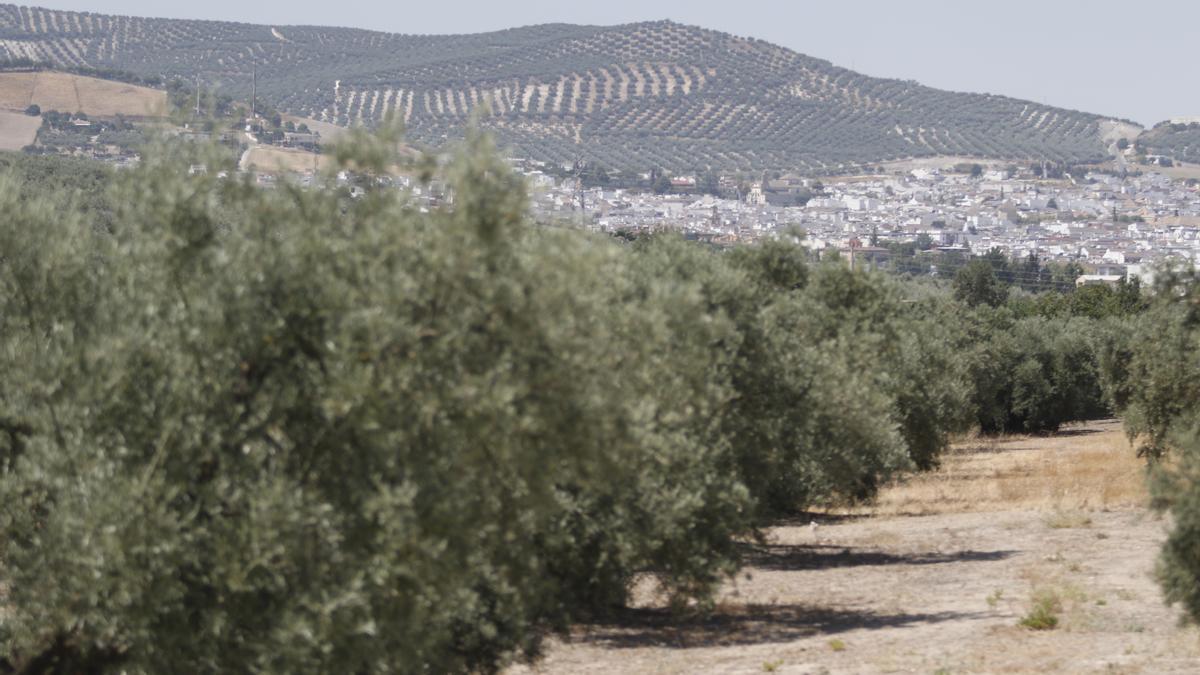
[0,4,1116,171]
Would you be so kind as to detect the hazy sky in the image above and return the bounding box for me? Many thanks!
[30,0,1199,125]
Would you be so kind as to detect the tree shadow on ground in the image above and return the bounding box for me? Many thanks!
[1046,425,1110,438]
[743,543,1016,571]
[952,422,1113,454]
[773,512,866,527]
[575,603,988,649]
[950,441,1020,455]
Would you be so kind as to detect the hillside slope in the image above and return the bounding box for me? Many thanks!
[1137,122,1200,165]
[0,4,1117,172]
[0,70,166,116]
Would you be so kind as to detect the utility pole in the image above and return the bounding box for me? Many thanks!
[195,76,201,117]
[573,156,586,220]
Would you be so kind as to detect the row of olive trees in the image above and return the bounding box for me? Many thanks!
[1091,265,1200,627]
[956,308,1110,434]
[0,127,972,673]
[948,256,1150,434]
[910,253,1200,639]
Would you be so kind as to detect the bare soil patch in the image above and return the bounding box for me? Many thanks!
[1099,120,1143,146]
[282,115,349,144]
[513,420,1200,674]
[867,156,1008,175]
[0,71,166,118]
[0,110,41,151]
[242,145,332,174]
[1133,161,1200,181]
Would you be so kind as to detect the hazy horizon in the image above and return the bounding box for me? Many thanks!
[22,0,1199,126]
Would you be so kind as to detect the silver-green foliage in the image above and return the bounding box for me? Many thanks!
[0,126,966,672]
[0,129,753,672]
[631,239,970,516]
[1097,266,1200,625]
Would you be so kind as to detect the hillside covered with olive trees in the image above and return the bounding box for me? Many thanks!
[0,4,1120,172]
[1136,121,1200,165]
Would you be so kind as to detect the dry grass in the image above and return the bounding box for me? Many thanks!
[0,71,167,118]
[1043,509,1093,529]
[0,72,43,110]
[282,115,349,144]
[1124,159,1200,181]
[70,74,167,117]
[512,419,1200,674]
[842,420,1147,517]
[0,110,41,150]
[242,146,333,174]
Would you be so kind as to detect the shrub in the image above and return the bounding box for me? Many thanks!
[1019,589,1061,630]
[954,260,1007,308]
[1096,265,1200,626]
[1152,425,1200,623]
[1102,269,1200,458]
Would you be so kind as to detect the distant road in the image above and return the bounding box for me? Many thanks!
[1109,140,1129,172]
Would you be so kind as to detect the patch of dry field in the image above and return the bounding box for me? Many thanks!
[242,146,332,174]
[0,110,41,150]
[1132,161,1200,181]
[845,420,1148,517]
[513,420,1200,674]
[281,115,422,161]
[866,156,1008,175]
[0,71,167,118]
[282,115,349,144]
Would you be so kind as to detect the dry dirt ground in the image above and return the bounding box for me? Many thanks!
[0,71,167,118]
[512,420,1200,674]
[0,110,41,150]
[282,115,350,144]
[241,145,333,174]
[1127,161,1200,181]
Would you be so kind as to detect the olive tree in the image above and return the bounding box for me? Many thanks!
[0,127,751,672]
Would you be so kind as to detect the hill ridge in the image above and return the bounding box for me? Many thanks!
[0,4,1119,172]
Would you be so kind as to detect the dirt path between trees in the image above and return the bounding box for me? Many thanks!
[512,420,1200,674]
